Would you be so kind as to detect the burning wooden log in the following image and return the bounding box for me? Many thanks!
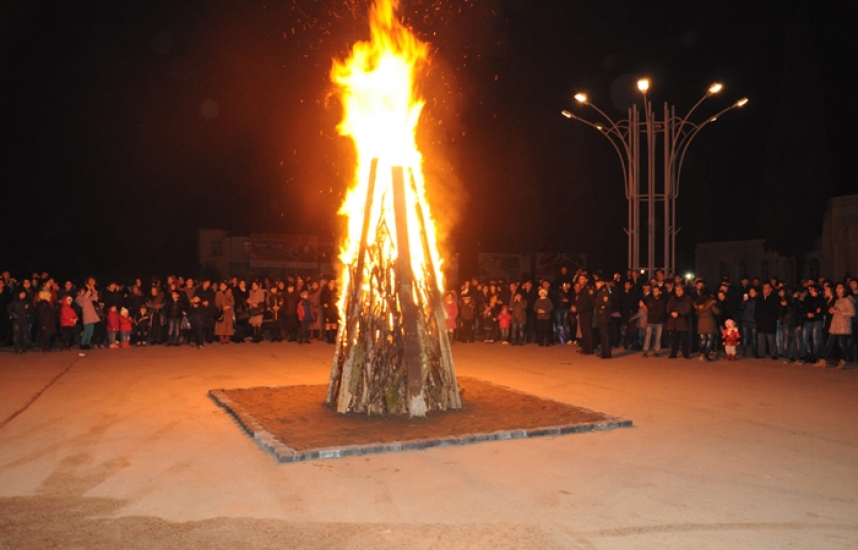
[326,160,460,417]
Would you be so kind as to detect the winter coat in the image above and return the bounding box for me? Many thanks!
[7,298,32,326]
[740,297,756,327]
[118,314,132,332]
[802,294,824,323]
[666,293,693,331]
[232,287,249,317]
[754,293,780,334]
[214,290,235,336]
[188,304,207,328]
[36,300,56,335]
[134,312,151,332]
[266,292,284,322]
[629,306,647,330]
[59,302,79,328]
[829,296,856,335]
[644,294,667,325]
[533,296,554,320]
[76,290,100,325]
[594,287,614,325]
[444,299,458,330]
[497,310,512,329]
[722,326,741,346]
[297,298,314,322]
[107,309,121,332]
[693,296,720,335]
[459,300,475,321]
[165,297,185,321]
[248,288,267,326]
[511,299,528,324]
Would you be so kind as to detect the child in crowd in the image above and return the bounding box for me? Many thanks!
[497,305,512,345]
[59,295,79,350]
[628,302,648,351]
[297,290,314,344]
[134,305,151,345]
[118,307,132,348]
[722,319,741,361]
[107,305,120,349]
[188,296,206,348]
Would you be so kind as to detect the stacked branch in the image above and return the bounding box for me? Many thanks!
[326,161,461,417]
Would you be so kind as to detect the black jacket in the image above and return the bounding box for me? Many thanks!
[754,293,780,334]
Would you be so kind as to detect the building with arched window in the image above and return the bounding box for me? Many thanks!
[695,194,858,285]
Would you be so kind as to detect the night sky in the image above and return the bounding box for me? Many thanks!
[2,0,856,282]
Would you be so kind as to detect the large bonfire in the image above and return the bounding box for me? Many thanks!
[325,0,460,417]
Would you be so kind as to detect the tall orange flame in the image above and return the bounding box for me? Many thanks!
[332,0,443,312]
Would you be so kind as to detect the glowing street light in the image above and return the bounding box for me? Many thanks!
[561,79,747,276]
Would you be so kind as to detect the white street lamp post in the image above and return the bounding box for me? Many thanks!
[562,81,747,276]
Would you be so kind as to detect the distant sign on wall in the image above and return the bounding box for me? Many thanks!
[249,234,319,269]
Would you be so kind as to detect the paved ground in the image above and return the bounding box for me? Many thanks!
[1,342,857,549]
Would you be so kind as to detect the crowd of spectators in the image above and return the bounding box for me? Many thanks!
[442,266,858,368]
[1,267,856,368]
[0,272,339,352]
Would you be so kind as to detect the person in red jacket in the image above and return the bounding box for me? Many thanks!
[59,295,79,350]
[118,307,133,348]
[497,304,512,345]
[106,306,121,349]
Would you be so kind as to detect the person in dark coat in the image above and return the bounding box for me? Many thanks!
[282,282,300,342]
[619,280,641,349]
[187,296,207,348]
[521,280,537,343]
[0,278,13,347]
[642,286,667,357]
[802,285,824,363]
[594,279,614,358]
[35,291,57,352]
[164,290,186,346]
[572,274,595,354]
[754,282,780,360]
[666,285,693,359]
[231,280,250,343]
[7,289,32,353]
[533,289,554,347]
[694,290,721,361]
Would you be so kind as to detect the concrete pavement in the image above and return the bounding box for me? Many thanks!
[1,342,857,549]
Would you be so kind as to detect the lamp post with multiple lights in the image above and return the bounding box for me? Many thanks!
[562,79,747,277]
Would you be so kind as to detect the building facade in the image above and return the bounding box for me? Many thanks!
[695,194,858,285]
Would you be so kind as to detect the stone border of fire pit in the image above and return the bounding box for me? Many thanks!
[209,380,632,463]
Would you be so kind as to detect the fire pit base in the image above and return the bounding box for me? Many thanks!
[209,377,631,463]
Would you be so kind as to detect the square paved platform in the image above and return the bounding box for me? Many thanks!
[209,377,631,462]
